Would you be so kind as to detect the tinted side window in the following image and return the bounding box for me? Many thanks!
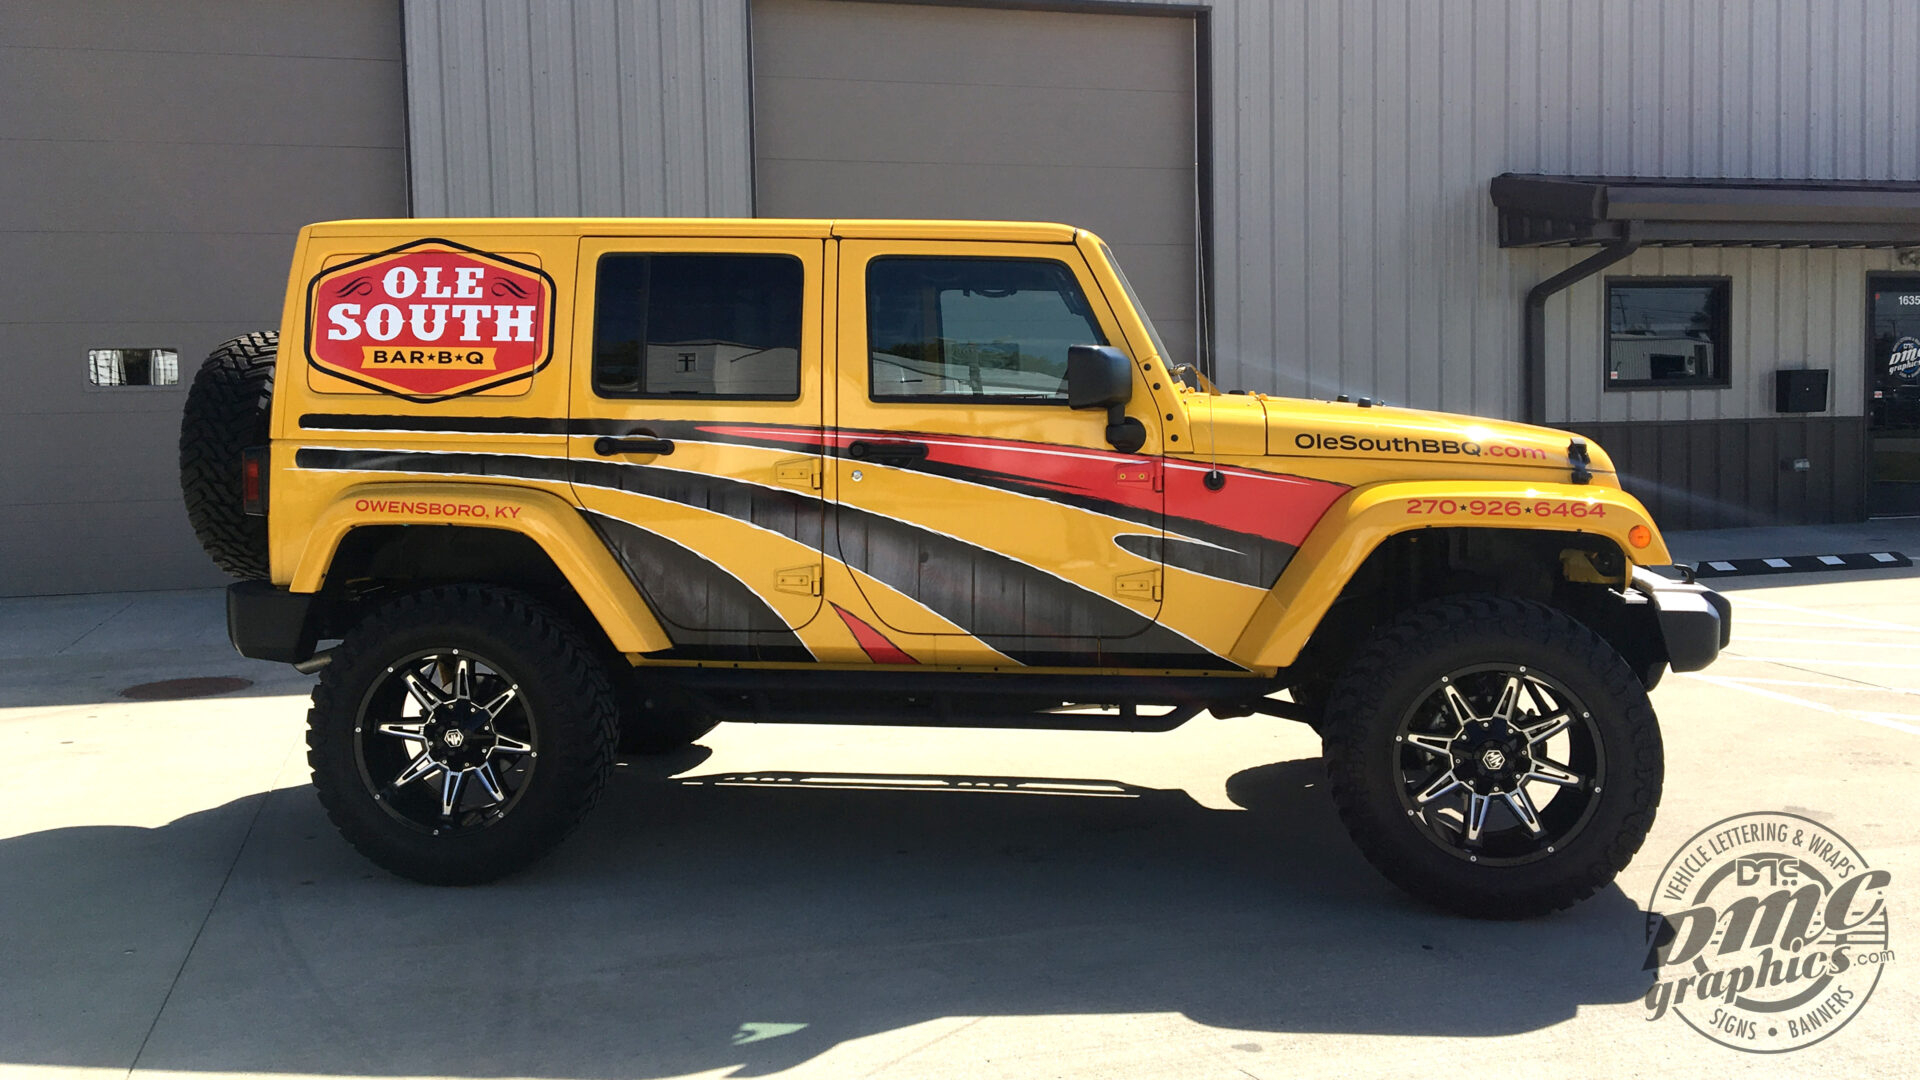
[1604,279,1731,389]
[866,257,1105,402]
[593,253,804,399]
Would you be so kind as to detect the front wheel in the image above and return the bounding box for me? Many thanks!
[306,586,618,884]
[1321,595,1662,918]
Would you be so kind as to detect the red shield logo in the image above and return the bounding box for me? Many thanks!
[305,239,555,400]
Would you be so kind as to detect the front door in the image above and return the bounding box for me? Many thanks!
[569,237,827,656]
[1868,277,1920,515]
[830,239,1166,666]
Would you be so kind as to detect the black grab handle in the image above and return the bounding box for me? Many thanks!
[594,435,675,456]
[847,439,929,465]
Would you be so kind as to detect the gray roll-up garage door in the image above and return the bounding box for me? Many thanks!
[0,2,407,595]
[751,0,1199,366]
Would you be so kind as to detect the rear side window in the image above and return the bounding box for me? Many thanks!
[593,253,804,399]
[866,257,1105,402]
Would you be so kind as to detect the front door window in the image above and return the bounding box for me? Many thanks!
[866,257,1105,401]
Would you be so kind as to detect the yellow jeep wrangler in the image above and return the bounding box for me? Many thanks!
[178,218,1728,916]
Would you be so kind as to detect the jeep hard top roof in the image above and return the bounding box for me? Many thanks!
[303,218,1085,244]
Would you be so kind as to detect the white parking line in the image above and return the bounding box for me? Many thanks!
[1683,673,1842,711]
[1680,673,1920,736]
[1721,676,1920,695]
[1856,714,1920,736]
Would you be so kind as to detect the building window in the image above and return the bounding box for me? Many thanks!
[592,253,804,399]
[866,257,1106,402]
[88,347,179,387]
[1605,279,1731,389]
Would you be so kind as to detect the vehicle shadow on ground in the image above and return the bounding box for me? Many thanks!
[1,749,1655,1078]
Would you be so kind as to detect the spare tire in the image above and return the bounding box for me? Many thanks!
[179,331,278,579]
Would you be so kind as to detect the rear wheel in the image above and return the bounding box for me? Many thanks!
[306,586,617,884]
[1321,595,1662,918]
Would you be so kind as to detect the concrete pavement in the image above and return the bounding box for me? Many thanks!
[1,530,1914,1079]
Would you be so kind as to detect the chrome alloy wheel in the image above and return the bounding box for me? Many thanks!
[352,650,537,833]
[1394,664,1605,865]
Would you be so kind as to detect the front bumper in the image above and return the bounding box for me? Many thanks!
[1629,566,1732,672]
[226,581,319,664]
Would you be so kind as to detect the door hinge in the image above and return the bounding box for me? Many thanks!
[776,457,823,490]
[1114,568,1162,602]
[776,564,822,596]
[1115,461,1163,491]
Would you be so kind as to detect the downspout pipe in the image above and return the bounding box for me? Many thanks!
[1523,231,1640,425]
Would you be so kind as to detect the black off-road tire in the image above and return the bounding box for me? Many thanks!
[307,586,619,885]
[179,331,277,579]
[1321,595,1663,919]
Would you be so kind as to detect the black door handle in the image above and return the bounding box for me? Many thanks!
[847,439,929,465]
[594,435,675,456]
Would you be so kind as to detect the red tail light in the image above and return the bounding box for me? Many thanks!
[241,447,268,516]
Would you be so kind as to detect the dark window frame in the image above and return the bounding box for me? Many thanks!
[590,251,806,402]
[1602,276,1733,391]
[863,254,1110,406]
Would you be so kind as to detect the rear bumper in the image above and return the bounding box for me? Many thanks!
[226,581,318,664]
[1629,566,1732,673]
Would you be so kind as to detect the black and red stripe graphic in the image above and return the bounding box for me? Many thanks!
[293,417,1349,669]
[694,422,1349,571]
[297,415,1351,584]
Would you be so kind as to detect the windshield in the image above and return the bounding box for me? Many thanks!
[1098,241,1173,364]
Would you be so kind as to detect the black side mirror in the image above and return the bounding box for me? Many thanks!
[1067,345,1145,453]
[1067,345,1132,410]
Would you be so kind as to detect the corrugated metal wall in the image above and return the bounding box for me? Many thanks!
[404,0,1920,424]
[403,0,751,217]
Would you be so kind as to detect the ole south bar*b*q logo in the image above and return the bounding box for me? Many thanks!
[305,239,556,401]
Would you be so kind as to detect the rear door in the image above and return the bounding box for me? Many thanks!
[569,237,827,656]
[831,238,1168,664]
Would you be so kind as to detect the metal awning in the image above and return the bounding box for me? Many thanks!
[1491,174,1920,247]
